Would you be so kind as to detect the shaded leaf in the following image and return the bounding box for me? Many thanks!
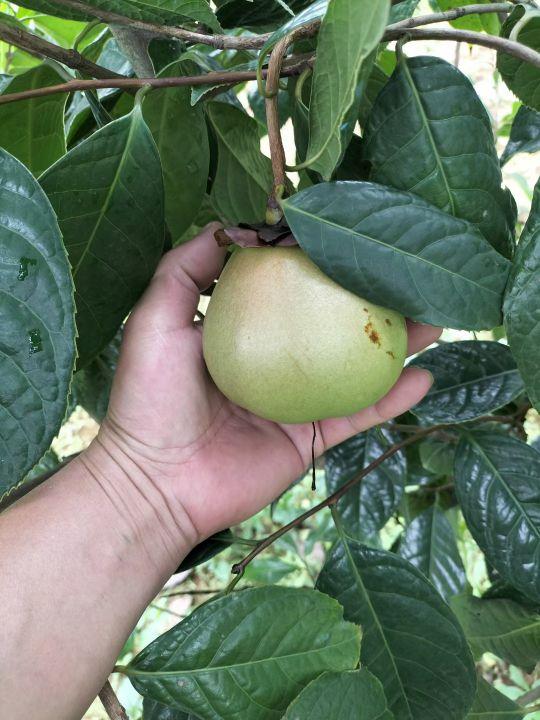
[175,530,233,573]
[0,64,66,176]
[389,0,420,22]
[451,594,540,672]
[126,586,361,720]
[40,104,165,368]
[218,0,311,29]
[72,328,122,422]
[325,428,406,540]
[410,341,524,424]
[399,505,466,602]
[504,177,540,410]
[357,62,389,130]
[143,59,209,242]
[206,102,273,224]
[306,0,390,179]
[500,105,540,165]
[282,181,511,330]
[454,431,540,604]
[418,440,455,476]
[283,669,394,720]
[363,55,515,257]
[467,677,525,719]
[316,538,476,720]
[0,149,76,497]
[498,6,540,111]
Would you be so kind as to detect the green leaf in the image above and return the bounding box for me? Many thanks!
[429,0,499,33]
[501,105,540,165]
[283,669,394,720]
[218,0,311,29]
[498,6,540,111]
[16,0,221,29]
[72,327,122,422]
[175,530,233,573]
[206,102,273,224]
[454,431,540,604]
[282,181,511,330]
[40,104,165,368]
[143,698,196,719]
[451,594,540,672]
[389,0,420,23]
[125,586,361,720]
[143,59,209,242]
[410,341,524,424]
[418,439,455,476]
[399,506,466,602]
[316,538,476,720]
[363,55,515,257]
[325,428,406,540]
[357,62,389,130]
[0,64,67,176]
[467,677,525,719]
[0,149,76,497]
[504,177,540,410]
[305,0,390,179]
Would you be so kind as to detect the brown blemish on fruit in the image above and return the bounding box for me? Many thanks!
[385,318,392,326]
[363,307,368,312]
[364,321,381,347]
[386,350,395,359]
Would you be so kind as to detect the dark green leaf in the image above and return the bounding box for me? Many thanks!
[467,677,525,719]
[40,104,164,368]
[316,538,476,720]
[325,428,406,540]
[504,177,540,410]
[0,65,66,176]
[126,586,361,720]
[143,59,209,242]
[218,0,311,29]
[399,505,466,602]
[454,431,540,604]
[357,62,389,130]
[451,594,540,671]
[306,0,390,179]
[389,0,420,22]
[410,341,524,424]
[283,669,394,720]
[282,181,511,330]
[206,102,273,224]
[248,85,290,128]
[143,697,196,719]
[363,56,515,257]
[498,6,540,111]
[500,105,540,165]
[0,149,76,497]
[16,0,221,29]
[175,530,233,573]
[72,328,122,422]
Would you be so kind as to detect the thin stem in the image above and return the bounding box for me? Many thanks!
[386,3,513,31]
[98,680,129,720]
[518,685,540,707]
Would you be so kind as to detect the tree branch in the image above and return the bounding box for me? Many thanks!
[99,680,130,720]
[0,56,314,105]
[0,21,123,80]
[386,3,513,31]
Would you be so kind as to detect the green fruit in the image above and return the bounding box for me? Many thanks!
[203,246,407,424]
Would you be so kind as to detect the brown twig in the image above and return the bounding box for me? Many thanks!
[0,57,314,105]
[99,680,129,720]
[386,3,513,31]
[0,21,123,80]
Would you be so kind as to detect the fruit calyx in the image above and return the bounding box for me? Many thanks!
[215,222,297,249]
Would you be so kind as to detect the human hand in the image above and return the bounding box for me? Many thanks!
[87,224,439,552]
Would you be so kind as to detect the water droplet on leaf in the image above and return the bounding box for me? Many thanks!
[18,257,37,281]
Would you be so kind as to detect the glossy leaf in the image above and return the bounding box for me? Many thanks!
[218,0,311,29]
[451,594,540,671]
[125,586,361,720]
[72,328,122,422]
[175,530,233,573]
[0,149,76,497]
[363,55,515,257]
[40,104,165,368]
[454,431,540,604]
[143,59,209,242]
[16,0,220,29]
[410,341,524,424]
[467,677,525,719]
[283,669,394,720]
[501,105,540,165]
[325,428,406,540]
[306,0,390,179]
[143,698,195,719]
[316,538,476,720]
[282,181,511,330]
[399,506,466,602]
[206,102,273,224]
[504,177,540,410]
[0,64,66,176]
[498,6,540,111]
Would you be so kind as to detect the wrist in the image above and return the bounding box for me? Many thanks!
[79,426,199,577]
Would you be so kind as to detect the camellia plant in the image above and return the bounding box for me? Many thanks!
[1,0,540,718]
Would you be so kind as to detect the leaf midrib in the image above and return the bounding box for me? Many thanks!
[423,367,520,400]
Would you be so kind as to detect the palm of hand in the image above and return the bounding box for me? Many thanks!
[103,225,437,541]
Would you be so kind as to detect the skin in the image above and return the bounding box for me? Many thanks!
[0,224,439,719]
